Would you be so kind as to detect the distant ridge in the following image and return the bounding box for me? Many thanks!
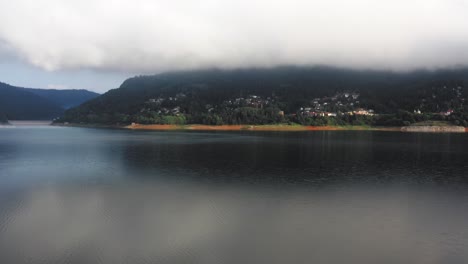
[0,82,99,120]
[24,87,99,109]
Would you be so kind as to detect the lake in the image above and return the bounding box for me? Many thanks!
[0,126,468,264]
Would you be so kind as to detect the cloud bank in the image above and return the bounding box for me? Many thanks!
[0,0,468,73]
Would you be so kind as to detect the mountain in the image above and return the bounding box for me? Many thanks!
[0,112,8,124]
[0,82,99,120]
[61,66,468,126]
[25,88,99,109]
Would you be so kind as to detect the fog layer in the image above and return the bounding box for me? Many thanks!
[0,0,467,73]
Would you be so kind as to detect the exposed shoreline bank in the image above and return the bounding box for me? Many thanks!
[52,123,468,133]
[124,123,400,132]
[52,123,380,131]
[401,125,466,133]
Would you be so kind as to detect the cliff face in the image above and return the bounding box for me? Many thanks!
[401,126,466,133]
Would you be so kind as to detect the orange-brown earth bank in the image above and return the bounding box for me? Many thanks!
[125,124,403,132]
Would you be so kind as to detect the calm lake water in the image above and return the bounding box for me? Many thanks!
[0,126,468,264]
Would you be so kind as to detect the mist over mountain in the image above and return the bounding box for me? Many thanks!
[1,0,468,75]
[62,66,468,126]
[0,82,99,120]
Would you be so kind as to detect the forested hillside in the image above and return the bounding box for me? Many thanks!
[25,88,99,109]
[61,66,468,126]
[0,82,99,120]
[0,112,8,124]
[0,82,64,120]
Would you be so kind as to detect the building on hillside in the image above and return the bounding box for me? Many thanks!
[441,109,454,116]
[353,108,375,116]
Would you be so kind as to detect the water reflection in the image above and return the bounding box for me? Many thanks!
[118,131,468,186]
[0,127,467,263]
[1,183,468,264]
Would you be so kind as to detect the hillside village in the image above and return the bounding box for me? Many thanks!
[143,91,378,119]
[135,85,466,125]
[296,91,374,117]
[141,86,465,118]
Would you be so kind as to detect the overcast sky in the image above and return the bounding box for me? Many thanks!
[1,0,468,92]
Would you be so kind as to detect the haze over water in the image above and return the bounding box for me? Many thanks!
[0,126,468,264]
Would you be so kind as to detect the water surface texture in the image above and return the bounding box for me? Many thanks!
[0,126,468,264]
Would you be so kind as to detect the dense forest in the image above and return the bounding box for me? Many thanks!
[0,112,8,124]
[0,82,99,120]
[60,66,468,127]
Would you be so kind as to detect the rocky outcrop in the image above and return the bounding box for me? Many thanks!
[401,126,466,133]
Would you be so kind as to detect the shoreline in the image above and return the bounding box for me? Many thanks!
[52,123,468,133]
[401,125,467,133]
[126,124,402,132]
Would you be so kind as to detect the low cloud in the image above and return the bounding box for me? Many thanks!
[0,0,468,73]
[47,84,69,90]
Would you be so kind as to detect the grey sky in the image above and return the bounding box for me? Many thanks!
[1,0,468,92]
